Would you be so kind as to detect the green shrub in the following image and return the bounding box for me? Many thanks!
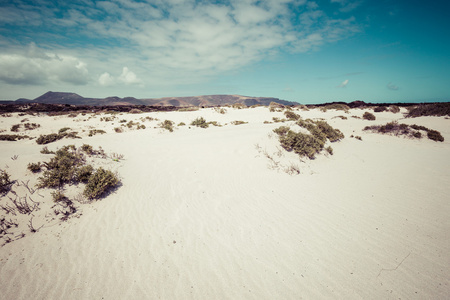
[0,170,13,194]
[191,117,209,128]
[363,112,376,120]
[83,168,119,199]
[314,121,344,142]
[279,131,323,159]
[51,190,69,203]
[27,162,42,173]
[284,110,300,120]
[178,122,186,126]
[75,165,94,183]
[38,147,85,188]
[36,133,61,144]
[160,120,175,132]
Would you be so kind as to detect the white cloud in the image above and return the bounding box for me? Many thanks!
[330,0,363,12]
[338,79,349,87]
[387,82,399,90]
[98,72,114,86]
[119,67,142,85]
[0,43,89,85]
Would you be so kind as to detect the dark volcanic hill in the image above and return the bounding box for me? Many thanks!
[2,91,299,107]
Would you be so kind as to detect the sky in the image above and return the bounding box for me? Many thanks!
[0,0,449,104]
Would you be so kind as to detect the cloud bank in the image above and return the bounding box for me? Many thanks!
[0,0,361,89]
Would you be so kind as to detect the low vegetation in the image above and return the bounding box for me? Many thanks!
[83,168,119,199]
[362,112,376,120]
[0,170,13,195]
[36,128,80,144]
[159,120,175,132]
[363,121,444,142]
[406,103,450,117]
[88,129,106,137]
[27,162,42,173]
[191,117,209,128]
[230,120,248,125]
[319,103,350,112]
[274,118,344,159]
[0,134,30,141]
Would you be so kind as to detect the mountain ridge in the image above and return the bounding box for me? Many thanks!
[4,91,300,107]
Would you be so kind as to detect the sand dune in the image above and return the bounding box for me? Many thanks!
[0,106,449,299]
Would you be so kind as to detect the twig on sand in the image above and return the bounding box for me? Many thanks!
[377,252,411,278]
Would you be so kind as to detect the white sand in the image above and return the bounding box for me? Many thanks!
[0,106,449,299]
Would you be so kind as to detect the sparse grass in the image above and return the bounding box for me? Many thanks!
[362,112,376,120]
[81,144,94,155]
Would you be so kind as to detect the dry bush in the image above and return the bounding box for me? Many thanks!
[362,112,376,120]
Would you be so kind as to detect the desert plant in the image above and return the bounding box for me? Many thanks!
[273,126,290,136]
[284,110,300,120]
[83,168,119,199]
[406,103,450,117]
[427,130,444,142]
[129,108,142,114]
[27,162,42,173]
[278,130,324,159]
[230,120,247,125]
[75,165,94,183]
[23,123,40,130]
[374,106,387,112]
[58,127,71,134]
[214,107,227,114]
[11,124,21,132]
[190,117,209,128]
[389,105,400,113]
[40,146,54,154]
[0,170,13,194]
[159,120,175,132]
[51,190,69,203]
[114,127,123,133]
[81,144,94,155]
[232,103,246,109]
[325,146,333,155]
[178,122,186,126]
[363,112,376,120]
[0,134,29,141]
[36,133,61,144]
[320,103,350,112]
[88,129,106,137]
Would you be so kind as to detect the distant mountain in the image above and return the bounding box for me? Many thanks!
[2,91,300,107]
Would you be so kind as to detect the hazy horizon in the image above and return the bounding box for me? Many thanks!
[1,0,449,104]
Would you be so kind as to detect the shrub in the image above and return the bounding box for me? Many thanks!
[40,146,54,154]
[27,162,42,173]
[129,109,142,114]
[389,105,400,113]
[88,129,106,137]
[325,146,333,155]
[284,110,300,120]
[114,127,123,133]
[11,124,21,132]
[81,144,94,155]
[320,103,349,112]
[230,120,247,125]
[273,126,290,136]
[51,190,69,203]
[314,121,344,142]
[36,133,61,144]
[160,120,175,132]
[427,130,444,142]
[278,131,323,159]
[232,103,246,109]
[0,134,29,141]
[214,107,227,114]
[58,127,71,134]
[191,117,209,128]
[24,123,40,130]
[374,106,387,112]
[363,112,376,120]
[75,165,94,183]
[38,147,85,188]
[83,168,119,199]
[178,122,186,126]
[406,103,450,117]
[0,170,13,194]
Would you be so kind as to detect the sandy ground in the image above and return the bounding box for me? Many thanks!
[0,106,449,299]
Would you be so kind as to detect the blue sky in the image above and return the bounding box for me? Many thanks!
[0,0,449,104]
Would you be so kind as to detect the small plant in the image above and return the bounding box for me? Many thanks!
[230,120,247,125]
[88,129,106,137]
[427,130,444,142]
[36,133,61,144]
[83,168,119,200]
[27,162,42,173]
[0,170,13,195]
[137,124,146,130]
[23,123,40,130]
[81,144,94,155]
[214,107,227,114]
[114,127,123,133]
[0,134,30,141]
[273,126,290,136]
[232,103,246,109]
[159,120,175,132]
[58,127,71,134]
[178,122,186,126]
[325,146,333,155]
[389,105,400,113]
[374,106,387,112]
[284,110,300,121]
[319,103,349,112]
[363,112,376,120]
[75,165,94,183]
[129,108,142,114]
[51,190,69,203]
[11,124,21,132]
[190,117,209,128]
[40,146,54,154]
